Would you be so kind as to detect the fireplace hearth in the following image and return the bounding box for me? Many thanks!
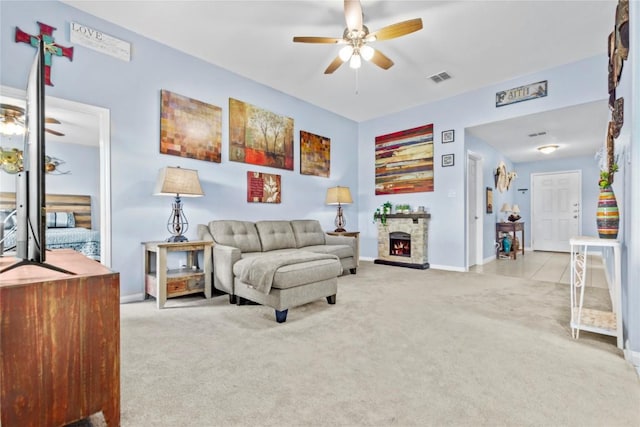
[375,213,430,269]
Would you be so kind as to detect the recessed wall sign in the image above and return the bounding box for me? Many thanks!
[496,80,547,107]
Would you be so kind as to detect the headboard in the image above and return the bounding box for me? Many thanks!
[0,192,92,229]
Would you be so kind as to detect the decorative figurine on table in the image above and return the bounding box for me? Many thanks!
[502,234,512,254]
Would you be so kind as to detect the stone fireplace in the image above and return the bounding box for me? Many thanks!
[375,213,430,269]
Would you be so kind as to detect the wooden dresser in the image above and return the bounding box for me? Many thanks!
[0,250,120,427]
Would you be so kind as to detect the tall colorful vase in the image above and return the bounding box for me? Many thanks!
[596,185,619,239]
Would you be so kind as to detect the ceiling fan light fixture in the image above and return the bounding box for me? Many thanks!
[537,144,559,154]
[349,53,361,69]
[360,45,374,61]
[0,121,25,136]
[339,45,354,62]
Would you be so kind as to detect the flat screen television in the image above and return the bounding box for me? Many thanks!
[1,38,71,274]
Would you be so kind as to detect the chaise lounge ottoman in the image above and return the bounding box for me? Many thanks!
[197,219,356,322]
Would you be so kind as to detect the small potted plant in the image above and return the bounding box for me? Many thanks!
[373,201,393,225]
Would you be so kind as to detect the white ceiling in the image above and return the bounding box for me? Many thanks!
[24,1,616,161]
[0,91,100,147]
[467,100,610,163]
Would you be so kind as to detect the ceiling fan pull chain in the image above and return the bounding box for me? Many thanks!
[355,68,359,95]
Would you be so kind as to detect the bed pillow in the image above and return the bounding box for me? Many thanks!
[1,210,16,230]
[46,212,76,228]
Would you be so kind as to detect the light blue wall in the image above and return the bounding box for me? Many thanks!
[357,55,610,270]
[1,1,358,297]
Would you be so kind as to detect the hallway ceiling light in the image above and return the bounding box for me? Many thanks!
[537,144,559,154]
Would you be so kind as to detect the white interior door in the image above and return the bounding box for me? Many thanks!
[467,152,483,267]
[532,171,581,252]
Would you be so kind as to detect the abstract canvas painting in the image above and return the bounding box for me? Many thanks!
[247,171,281,203]
[300,130,330,177]
[160,89,221,162]
[375,124,434,195]
[229,98,294,170]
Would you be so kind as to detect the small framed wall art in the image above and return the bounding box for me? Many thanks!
[441,129,454,143]
[247,171,281,203]
[486,187,493,214]
[300,130,330,177]
[442,154,454,167]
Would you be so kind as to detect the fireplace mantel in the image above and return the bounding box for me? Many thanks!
[380,213,431,220]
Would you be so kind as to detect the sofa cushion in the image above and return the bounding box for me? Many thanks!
[290,219,326,248]
[255,221,297,252]
[208,220,262,253]
[302,244,354,259]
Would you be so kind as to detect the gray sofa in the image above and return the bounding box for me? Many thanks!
[196,219,357,322]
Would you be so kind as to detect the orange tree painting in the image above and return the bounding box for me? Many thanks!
[160,90,221,162]
[300,130,330,177]
[229,98,294,170]
[375,124,434,195]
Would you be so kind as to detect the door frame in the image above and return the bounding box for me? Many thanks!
[466,150,484,268]
[1,85,112,266]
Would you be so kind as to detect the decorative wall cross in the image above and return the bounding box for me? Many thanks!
[15,22,74,86]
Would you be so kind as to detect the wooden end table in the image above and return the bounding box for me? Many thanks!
[142,240,212,308]
[495,222,525,259]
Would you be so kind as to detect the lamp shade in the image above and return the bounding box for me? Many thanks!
[500,203,511,213]
[511,204,520,214]
[325,186,353,205]
[360,45,374,61]
[349,54,361,69]
[154,166,204,197]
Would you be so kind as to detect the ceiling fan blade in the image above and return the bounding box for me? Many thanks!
[45,117,61,124]
[370,18,423,41]
[293,36,343,44]
[324,56,345,74]
[369,49,394,70]
[45,128,65,137]
[344,0,363,32]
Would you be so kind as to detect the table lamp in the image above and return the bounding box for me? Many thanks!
[154,166,204,242]
[500,203,511,222]
[325,186,352,232]
[508,204,521,222]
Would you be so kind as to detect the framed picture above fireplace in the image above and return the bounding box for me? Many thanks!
[374,124,434,195]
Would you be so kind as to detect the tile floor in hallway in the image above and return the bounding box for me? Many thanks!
[469,249,608,289]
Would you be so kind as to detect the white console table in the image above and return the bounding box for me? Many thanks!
[569,236,622,348]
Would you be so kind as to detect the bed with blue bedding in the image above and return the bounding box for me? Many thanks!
[0,192,100,261]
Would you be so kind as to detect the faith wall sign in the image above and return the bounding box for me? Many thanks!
[495,80,547,108]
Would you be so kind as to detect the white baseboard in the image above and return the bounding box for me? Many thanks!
[120,292,145,304]
[429,264,466,272]
[360,257,464,272]
[624,340,640,377]
[483,255,496,265]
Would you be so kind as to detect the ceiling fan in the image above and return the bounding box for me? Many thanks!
[293,0,423,74]
[0,103,64,137]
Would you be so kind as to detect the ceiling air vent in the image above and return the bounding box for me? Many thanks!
[429,71,451,83]
[528,131,547,137]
